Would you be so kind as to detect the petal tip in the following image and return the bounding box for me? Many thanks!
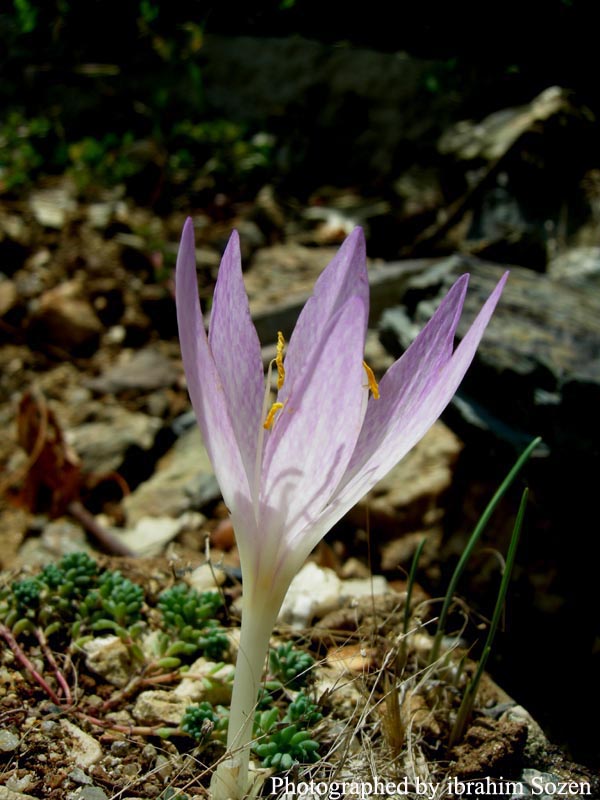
[218,230,243,281]
[182,216,195,239]
[177,218,197,274]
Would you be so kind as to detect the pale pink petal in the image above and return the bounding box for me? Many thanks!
[288,272,508,551]
[279,228,368,406]
[342,273,470,478]
[175,218,251,512]
[259,295,368,544]
[208,230,265,490]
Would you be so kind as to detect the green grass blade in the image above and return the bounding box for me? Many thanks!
[449,486,529,746]
[429,435,541,664]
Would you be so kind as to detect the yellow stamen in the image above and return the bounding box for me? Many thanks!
[362,360,380,400]
[263,402,284,430]
[275,331,286,390]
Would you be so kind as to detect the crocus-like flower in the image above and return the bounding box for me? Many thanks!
[175,218,506,798]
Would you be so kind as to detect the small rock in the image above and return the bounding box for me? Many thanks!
[83,636,135,687]
[338,557,371,579]
[0,280,17,317]
[325,644,377,673]
[438,86,569,162]
[0,729,19,752]
[174,657,235,705]
[66,407,161,474]
[401,693,441,738]
[313,665,364,716]
[210,518,236,550]
[381,528,443,573]
[340,575,389,601]
[28,281,102,356]
[132,690,189,726]
[0,787,38,800]
[141,743,157,763]
[29,185,76,228]
[114,513,205,556]
[16,519,89,567]
[78,788,109,800]
[40,720,60,736]
[59,720,102,768]
[348,421,462,536]
[4,776,34,794]
[68,768,92,786]
[548,246,600,289]
[278,562,342,628]
[123,426,218,524]
[86,347,179,394]
[188,562,226,593]
[154,754,173,781]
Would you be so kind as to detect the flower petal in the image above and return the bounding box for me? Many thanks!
[279,228,368,406]
[208,230,265,491]
[175,218,251,513]
[293,271,508,547]
[259,295,368,545]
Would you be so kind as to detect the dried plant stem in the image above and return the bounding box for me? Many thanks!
[68,500,135,557]
[35,626,72,705]
[0,624,63,705]
[77,711,171,737]
[101,669,181,712]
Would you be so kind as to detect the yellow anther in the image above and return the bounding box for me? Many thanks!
[263,402,284,430]
[362,361,380,400]
[275,331,286,390]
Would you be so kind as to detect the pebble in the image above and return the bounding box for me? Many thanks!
[77,788,109,800]
[278,562,391,628]
[278,562,342,628]
[0,788,38,800]
[4,776,34,794]
[59,720,103,768]
[188,562,226,593]
[0,729,19,752]
[66,408,161,475]
[68,768,92,785]
[29,281,102,355]
[86,347,179,394]
[132,690,189,725]
[83,635,134,688]
[123,425,218,524]
[114,513,205,557]
[174,657,235,705]
[110,739,132,756]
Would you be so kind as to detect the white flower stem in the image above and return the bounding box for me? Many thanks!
[212,589,281,799]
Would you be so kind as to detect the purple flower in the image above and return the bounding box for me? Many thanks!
[175,218,506,797]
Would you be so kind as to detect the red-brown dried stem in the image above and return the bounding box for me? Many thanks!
[0,623,62,705]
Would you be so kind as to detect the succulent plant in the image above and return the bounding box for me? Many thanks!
[269,641,315,689]
[78,569,144,629]
[284,691,322,726]
[253,708,320,770]
[180,702,220,740]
